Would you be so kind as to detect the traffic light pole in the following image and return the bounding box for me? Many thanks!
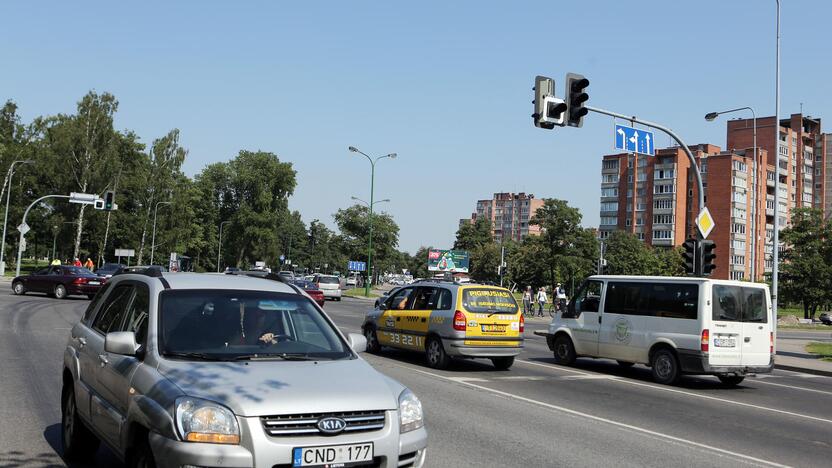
[586,106,705,221]
[16,194,70,278]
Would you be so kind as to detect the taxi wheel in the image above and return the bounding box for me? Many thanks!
[364,327,381,354]
[425,337,449,369]
[553,335,576,366]
[491,356,514,370]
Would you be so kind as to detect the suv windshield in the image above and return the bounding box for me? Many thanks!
[462,288,519,314]
[159,290,351,361]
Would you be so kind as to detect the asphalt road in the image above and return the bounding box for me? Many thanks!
[2,292,832,467]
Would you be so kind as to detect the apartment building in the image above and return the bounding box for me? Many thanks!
[726,113,824,218]
[825,134,832,218]
[598,144,773,282]
[459,192,544,242]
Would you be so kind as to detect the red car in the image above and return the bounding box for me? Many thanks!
[291,279,325,307]
[12,265,106,299]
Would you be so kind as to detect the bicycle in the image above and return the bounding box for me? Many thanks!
[548,298,567,318]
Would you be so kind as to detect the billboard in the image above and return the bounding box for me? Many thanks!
[427,249,469,273]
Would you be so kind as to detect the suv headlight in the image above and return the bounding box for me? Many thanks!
[398,389,423,433]
[175,397,240,444]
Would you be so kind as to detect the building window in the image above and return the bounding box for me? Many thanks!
[600,202,619,212]
[654,199,673,210]
[600,216,618,226]
[730,271,745,281]
[636,202,647,211]
[733,177,747,189]
[601,187,618,197]
[654,169,675,180]
[654,184,675,194]
[635,217,644,226]
[653,214,673,224]
[652,230,673,240]
[731,223,746,234]
[598,230,611,239]
[603,174,619,183]
[602,160,619,170]
[636,232,645,240]
[733,161,747,172]
[625,218,631,226]
[730,255,746,266]
[732,239,746,251]
[732,207,746,219]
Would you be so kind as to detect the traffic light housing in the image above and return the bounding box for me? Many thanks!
[565,73,590,128]
[700,240,717,276]
[533,75,557,129]
[104,190,115,211]
[682,238,698,276]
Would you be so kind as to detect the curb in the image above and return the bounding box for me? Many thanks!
[342,295,377,303]
[773,363,832,378]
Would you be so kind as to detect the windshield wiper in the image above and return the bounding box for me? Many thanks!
[163,351,221,361]
[231,353,319,361]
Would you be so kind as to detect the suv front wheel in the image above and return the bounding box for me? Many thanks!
[62,384,99,460]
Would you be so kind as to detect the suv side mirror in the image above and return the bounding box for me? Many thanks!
[347,333,368,353]
[105,331,139,356]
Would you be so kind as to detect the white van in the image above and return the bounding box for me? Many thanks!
[540,276,774,386]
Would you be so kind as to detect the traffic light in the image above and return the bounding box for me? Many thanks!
[104,190,115,211]
[682,238,698,275]
[565,73,590,128]
[700,240,717,276]
[533,75,559,129]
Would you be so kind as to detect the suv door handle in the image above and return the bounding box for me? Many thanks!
[75,337,86,348]
[98,354,109,366]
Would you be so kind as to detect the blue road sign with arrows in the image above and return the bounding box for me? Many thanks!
[615,125,655,155]
[348,261,366,272]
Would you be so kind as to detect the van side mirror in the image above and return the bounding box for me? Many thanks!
[105,331,139,356]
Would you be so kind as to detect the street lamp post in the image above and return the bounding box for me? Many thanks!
[150,201,171,266]
[705,107,757,281]
[772,0,781,319]
[0,160,34,275]
[348,146,396,297]
[217,220,231,272]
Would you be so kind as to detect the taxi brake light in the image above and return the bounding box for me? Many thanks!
[519,314,525,333]
[701,329,709,353]
[453,310,466,331]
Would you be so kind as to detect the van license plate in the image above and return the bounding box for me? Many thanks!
[714,337,736,348]
[293,443,373,467]
[481,324,506,333]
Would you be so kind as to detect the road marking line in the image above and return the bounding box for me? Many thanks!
[492,376,548,381]
[560,374,620,381]
[518,359,832,425]
[446,376,490,383]
[751,379,832,396]
[403,365,788,467]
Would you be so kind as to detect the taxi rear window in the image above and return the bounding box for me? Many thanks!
[462,288,518,314]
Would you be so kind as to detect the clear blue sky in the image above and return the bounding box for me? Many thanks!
[1,1,829,253]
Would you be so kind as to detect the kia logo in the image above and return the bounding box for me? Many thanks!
[317,417,347,435]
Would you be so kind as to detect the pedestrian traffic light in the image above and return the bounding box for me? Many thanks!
[700,240,717,276]
[104,190,115,211]
[682,238,698,275]
[565,73,590,128]
[533,75,557,129]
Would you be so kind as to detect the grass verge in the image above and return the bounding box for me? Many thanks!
[343,288,380,298]
[806,342,832,362]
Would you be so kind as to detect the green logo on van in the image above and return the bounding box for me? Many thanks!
[614,317,632,344]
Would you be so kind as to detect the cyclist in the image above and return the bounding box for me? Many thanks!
[555,283,568,313]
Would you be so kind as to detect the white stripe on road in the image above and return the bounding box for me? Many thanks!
[752,379,832,396]
[518,359,832,425]
[402,364,788,468]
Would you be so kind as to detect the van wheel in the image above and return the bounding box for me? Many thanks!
[553,335,576,365]
[54,284,67,299]
[717,375,745,386]
[425,337,449,369]
[364,327,381,354]
[491,356,514,370]
[617,361,635,367]
[651,349,680,385]
[62,384,99,460]
[129,436,156,468]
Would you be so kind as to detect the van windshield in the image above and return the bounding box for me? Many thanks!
[712,286,768,323]
[159,290,351,361]
[463,288,518,314]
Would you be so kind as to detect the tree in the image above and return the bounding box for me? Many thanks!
[507,236,548,289]
[603,231,658,275]
[333,204,400,281]
[407,246,432,279]
[454,218,500,283]
[780,208,832,319]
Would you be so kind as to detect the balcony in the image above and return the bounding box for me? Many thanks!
[766,177,775,187]
[651,238,673,247]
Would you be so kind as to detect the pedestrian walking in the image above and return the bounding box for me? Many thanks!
[536,287,547,317]
[84,257,94,270]
[72,257,82,267]
[522,286,532,317]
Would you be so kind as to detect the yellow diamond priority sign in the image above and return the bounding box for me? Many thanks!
[696,207,715,239]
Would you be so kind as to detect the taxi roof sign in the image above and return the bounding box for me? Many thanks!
[696,207,715,239]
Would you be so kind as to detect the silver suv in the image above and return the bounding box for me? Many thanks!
[61,268,427,468]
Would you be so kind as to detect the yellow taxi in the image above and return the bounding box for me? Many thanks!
[362,281,524,369]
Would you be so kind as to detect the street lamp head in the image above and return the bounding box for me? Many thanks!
[378,199,391,203]
[21,160,34,164]
[350,196,359,201]
[348,146,358,152]
[387,153,397,159]
[704,112,719,122]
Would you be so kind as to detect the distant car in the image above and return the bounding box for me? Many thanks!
[820,313,832,326]
[315,274,343,301]
[346,276,358,287]
[291,279,326,307]
[12,265,106,299]
[277,270,295,282]
[223,266,240,275]
[94,263,126,279]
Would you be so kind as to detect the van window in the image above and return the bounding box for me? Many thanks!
[568,280,603,316]
[605,282,698,319]
[712,285,767,323]
[462,288,518,314]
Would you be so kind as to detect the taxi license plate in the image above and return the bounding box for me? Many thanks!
[292,443,373,467]
[89,281,100,285]
[714,337,736,348]
[481,324,506,333]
